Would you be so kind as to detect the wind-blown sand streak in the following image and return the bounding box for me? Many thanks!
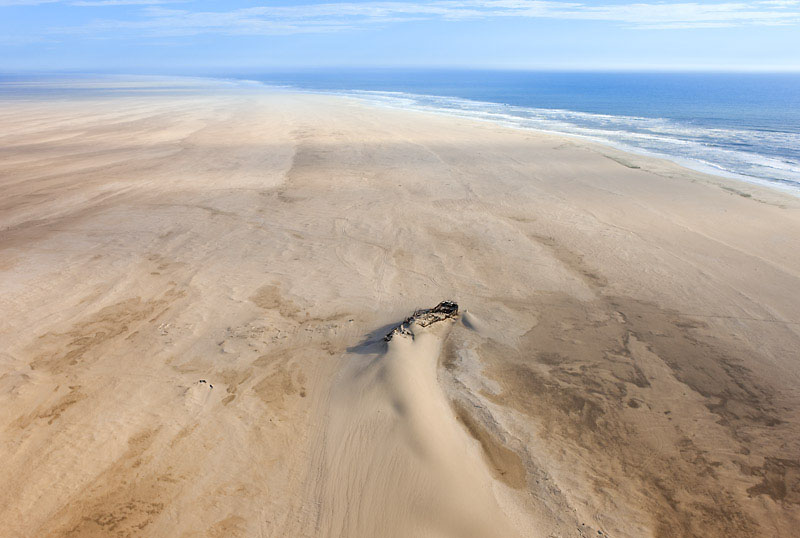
[1,81,799,537]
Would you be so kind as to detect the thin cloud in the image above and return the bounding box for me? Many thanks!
[0,0,182,4]
[13,0,800,35]
[70,1,187,5]
[0,0,59,5]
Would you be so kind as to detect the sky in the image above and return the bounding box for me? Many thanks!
[1,0,799,72]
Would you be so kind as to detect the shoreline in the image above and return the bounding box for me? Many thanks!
[2,74,799,198]
[324,90,800,207]
[243,81,800,197]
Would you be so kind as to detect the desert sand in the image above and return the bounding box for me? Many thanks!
[1,79,799,537]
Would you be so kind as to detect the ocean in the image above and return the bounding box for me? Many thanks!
[239,70,800,194]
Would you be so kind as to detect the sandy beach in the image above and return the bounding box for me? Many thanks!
[1,81,799,537]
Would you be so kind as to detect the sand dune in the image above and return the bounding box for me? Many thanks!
[312,310,522,538]
[1,81,800,537]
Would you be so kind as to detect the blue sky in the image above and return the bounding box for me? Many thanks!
[1,0,799,72]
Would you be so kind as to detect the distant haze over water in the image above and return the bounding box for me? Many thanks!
[241,70,800,194]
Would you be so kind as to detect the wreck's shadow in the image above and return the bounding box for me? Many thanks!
[346,321,397,355]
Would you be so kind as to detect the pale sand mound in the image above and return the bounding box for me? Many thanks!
[312,310,521,538]
[1,80,800,537]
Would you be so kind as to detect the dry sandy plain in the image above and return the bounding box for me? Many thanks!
[1,79,799,538]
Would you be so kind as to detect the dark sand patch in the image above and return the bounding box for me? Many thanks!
[29,288,184,374]
[470,292,798,537]
[252,351,308,411]
[452,400,527,489]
